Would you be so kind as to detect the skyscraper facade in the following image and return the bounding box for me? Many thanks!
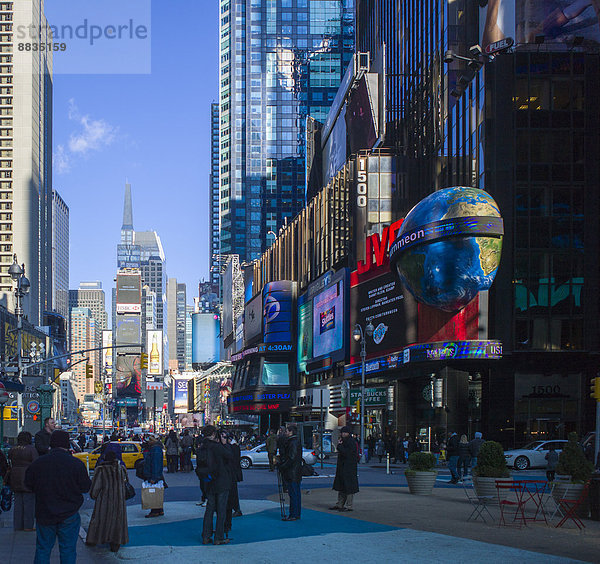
[209,102,220,290]
[69,282,108,333]
[51,189,69,321]
[0,0,53,324]
[218,0,355,262]
[69,307,97,403]
[136,230,167,331]
[166,278,187,370]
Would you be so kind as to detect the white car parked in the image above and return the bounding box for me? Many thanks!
[504,439,567,470]
[240,443,317,469]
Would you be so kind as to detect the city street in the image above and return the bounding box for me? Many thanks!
[1,463,597,563]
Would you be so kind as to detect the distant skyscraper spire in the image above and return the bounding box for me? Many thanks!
[122,182,133,231]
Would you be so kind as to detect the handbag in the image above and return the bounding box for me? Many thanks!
[125,481,135,500]
[0,485,12,512]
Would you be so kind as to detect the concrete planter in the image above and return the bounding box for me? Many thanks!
[473,476,512,502]
[552,482,588,518]
[406,470,438,495]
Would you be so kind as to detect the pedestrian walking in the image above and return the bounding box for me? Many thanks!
[395,435,405,465]
[468,431,484,472]
[86,450,129,553]
[165,430,179,473]
[180,430,194,472]
[25,430,91,564]
[277,424,302,521]
[142,436,166,518]
[446,432,460,484]
[34,417,56,456]
[330,426,359,512]
[7,431,38,531]
[77,433,86,452]
[227,434,243,516]
[201,425,234,545]
[194,434,208,506]
[276,425,287,456]
[266,429,278,471]
[457,434,471,480]
[545,443,559,482]
[375,437,385,463]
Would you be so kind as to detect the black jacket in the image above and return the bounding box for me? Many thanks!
[278,434,302,483]
[205,439,234,494]
[446,434,459,457]
[230,443,243,482]
[24,449,91,525]
[34,429,51,456]
[458,442,471,460]
[468,437,484,458]
[333,436,359,494]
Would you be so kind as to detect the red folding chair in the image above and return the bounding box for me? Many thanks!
[555,481,590,530]
[496,481,526,527]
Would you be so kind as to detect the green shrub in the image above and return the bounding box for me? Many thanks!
[556,432,593,483]
[407,451,436,472]
[473,440,510,478]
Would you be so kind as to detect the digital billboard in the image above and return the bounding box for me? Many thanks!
[147,330,163,376]
[263,281,295,344]
[101,330,113,372]
[346,73,379,153]
[313,277,345,359]
[349,269,417,363]
[115,315,141,353]
[191,313,220,364]
[322,105,347,187]
[116,273,141,313]
[297,296,313,374]
[115,354,141,397]
[173,374,195,414]
[244,294,263,345]
[480,1,600,50]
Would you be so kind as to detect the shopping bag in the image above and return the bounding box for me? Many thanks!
[141,483,164,509]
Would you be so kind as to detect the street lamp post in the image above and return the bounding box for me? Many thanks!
[353,322,374,463]
[0,385,9,450]
[8,255,30,384]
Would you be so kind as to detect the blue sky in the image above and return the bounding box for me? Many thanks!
[45,0,219,310]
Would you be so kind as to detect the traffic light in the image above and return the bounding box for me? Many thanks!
[590,377,600,401]
[85,364,93,379]
[140,353,148,370]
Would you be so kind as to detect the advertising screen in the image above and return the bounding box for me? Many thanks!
[147,330,163,376]
[480,1,600,50]
[191,313,220,364]
[346,74,378,153]
[115,315,141,353]
[116,273,141,313]
[115,354,141,397]
[297,297,313,374]
[349,269,417,363]
[313,278,345,359]
[244,294,263,345]
[173,374,195,414]
[322,105,347,187]
[263,281,295,344]
[102,331,113,372]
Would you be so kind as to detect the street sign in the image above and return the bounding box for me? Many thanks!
[147,381,164,391]
[4,367,18,373]
[485,37,514,55]
[26,400,40,415]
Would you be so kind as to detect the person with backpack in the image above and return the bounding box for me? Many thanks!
[330,426,359,512]
[201,426,234,545]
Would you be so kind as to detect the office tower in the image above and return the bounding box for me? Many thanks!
[69,307,97,403]
[51,190,69,321]
[117,182,141,269]
[69,282,108,332]
[166,278,186,370]
[185,304,193,370]
[218,0,355,262]
[0,0,53,324]
[209,103,220,290]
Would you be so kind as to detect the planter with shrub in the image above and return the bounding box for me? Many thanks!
[405,452,437,495]
[472,441,511,499]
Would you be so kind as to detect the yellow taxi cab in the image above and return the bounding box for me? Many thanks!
[74,441,167,470]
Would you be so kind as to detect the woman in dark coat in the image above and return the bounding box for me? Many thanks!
[143,436,166,518]
[86,450,129,552]
[7,431,38,531]
[330,426,359,512]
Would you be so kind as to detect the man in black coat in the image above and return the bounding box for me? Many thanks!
[277,424,302,521]
[201,426,234,545]
[446,432,460,484]
[25,430,91,563]
[34,417,56,456]
[330,426,359,511]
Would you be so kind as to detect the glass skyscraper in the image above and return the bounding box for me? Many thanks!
[219,0,355,261]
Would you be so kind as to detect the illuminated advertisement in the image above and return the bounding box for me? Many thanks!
[101,331,113,372]
[262,281,295,344]
[244,294,263,345]
[191,313,220,364]
[116,273,141,313]
[115,354,141,397]
[147,330,163,376]
[228,388,292,414]
[349,269,417,363]
[322,105,347,187]
[346,73,379,153]
[480,1,600,50]
[115,315,141,353]
[173,374,195,414]
[313,274,345,359]
[297,297,313,374]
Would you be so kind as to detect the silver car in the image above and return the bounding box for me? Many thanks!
[240,443,317,469]
[504,439,567,470]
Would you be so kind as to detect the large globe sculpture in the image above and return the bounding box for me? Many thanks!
[389,187,503,312]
